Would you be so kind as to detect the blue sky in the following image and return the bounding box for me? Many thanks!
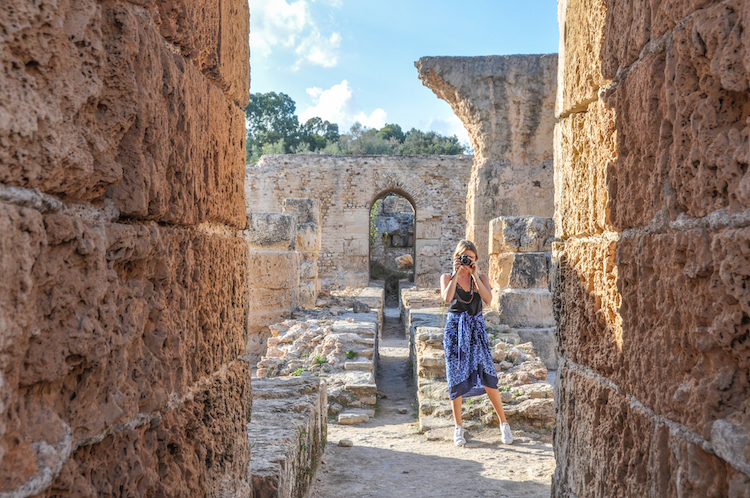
[248,0,559,146]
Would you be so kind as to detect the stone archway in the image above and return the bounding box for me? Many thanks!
[368,190,416,299]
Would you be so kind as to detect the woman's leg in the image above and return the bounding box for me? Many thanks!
[484,386,508,424]
[450,396,463,427]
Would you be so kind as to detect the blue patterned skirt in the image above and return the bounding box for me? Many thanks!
[443,311,498,400]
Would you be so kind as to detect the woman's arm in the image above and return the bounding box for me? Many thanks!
[469,264,493,305]
[440,256,464,302]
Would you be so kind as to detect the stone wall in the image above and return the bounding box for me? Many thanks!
[553,0,750,495]
[416,55,558,259]
[245,154,473,288]
[0,0,251,495]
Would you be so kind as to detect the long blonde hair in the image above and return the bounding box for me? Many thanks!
[454,239,479,260]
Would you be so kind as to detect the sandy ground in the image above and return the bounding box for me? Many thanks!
[310,308,556,498]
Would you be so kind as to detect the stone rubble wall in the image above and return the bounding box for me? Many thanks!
[0,0,252,496]
[489,216,558,370]
[248,377,327,498]
[245,155,473,289]
[553,0,750,495]
[255,287,384,425]
[416,55,558,260]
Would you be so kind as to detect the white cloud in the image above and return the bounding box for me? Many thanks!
[249,0,341,68]
[426,116,471,147]
[295,31,341,68]
[299,80,387,130]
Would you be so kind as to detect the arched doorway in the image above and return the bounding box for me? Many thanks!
[369,191,416,304]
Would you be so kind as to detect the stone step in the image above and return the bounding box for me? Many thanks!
[338,408,376,425]
[344,360,373,371]
[248,377,327,498]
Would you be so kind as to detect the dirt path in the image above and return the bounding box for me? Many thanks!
[310,308,556,497]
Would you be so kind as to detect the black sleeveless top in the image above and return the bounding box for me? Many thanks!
[447,276,483,316]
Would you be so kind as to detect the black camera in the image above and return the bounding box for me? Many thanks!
[459,254,472,266]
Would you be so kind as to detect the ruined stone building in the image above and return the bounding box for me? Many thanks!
[1,0,749,496]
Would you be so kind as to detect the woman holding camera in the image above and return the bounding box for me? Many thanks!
[440,239,513,446]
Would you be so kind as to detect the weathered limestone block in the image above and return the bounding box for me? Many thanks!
[247,251,300,291]
[600,0,728,79]
[556,0,610,116]
[552,364,749,498]
[515,327,558,371]
[0,200,249,493]
[553,100,616,238]
[283,198,322,226]
[489,216,555,254]
[145,0,250,106]
[552,237,621,366]
[616,228,750,437]
[244,213,296,251]
[416,55,557,258]
[246,250,299,363]
[283,198,322,252]
[489,253,550,290]
[0,1,247,227]
[493,289,556,328]
[42,361,251,498]
[248,377,327,498]
[603,0,750,228]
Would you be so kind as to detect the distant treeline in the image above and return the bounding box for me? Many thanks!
[244,92,469,163]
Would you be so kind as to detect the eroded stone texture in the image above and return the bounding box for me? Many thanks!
[0,0,250,494]
[40,361,251,498]
[416,55,557,259]
[554,0,750,493]
[556,0,610,117]
[246,155,472,288]
[552,363,749,498]
[0,200,250,494]
[145,0,251,106]
[0,0,247,228]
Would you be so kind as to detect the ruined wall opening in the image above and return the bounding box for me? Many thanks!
[369,189,416,305]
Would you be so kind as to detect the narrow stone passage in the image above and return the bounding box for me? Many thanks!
[311,307,555,497]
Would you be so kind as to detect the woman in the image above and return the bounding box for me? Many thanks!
[440,239,513,446]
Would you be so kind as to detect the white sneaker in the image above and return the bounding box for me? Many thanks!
[501,422,514,444]
[454,425,466,446]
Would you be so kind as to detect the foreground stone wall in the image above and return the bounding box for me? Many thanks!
[416,55,558,259]
[553,0,750,495]
[245,155,473,288]
[0,0,251,495]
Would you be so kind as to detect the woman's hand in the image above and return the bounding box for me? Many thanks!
[453,255,471,275]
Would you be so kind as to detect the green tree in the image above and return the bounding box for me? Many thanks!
[244,92,300,161]
[396,129,467,155]
[378,123,405,143]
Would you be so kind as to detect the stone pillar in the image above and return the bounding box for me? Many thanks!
[416,55,557,259]
[244,213,300,365]
[553,0,750,495]
[0,0,251,494]
[488,216,557,369]
[414,208,444,287]
[283,198,323,307]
